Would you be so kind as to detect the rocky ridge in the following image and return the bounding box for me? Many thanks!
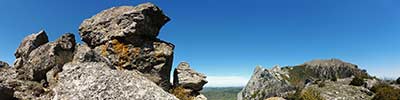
[0,2,207,100]
[238,59,375,100]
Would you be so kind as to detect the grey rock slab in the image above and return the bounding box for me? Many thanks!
[52,62,178,100]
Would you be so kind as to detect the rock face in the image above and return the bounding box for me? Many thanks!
[14,30,49,69]
[16,33,76,82]
[0,2,209,100]
[237,66,295,100]
[79,2,170,47]
[52,62,178,100]
[301,59,368,80]
[238,59,372,100]
[79,2,174,90]
[173,62,208,100]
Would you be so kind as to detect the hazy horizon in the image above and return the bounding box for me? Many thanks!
[1,0,399,87]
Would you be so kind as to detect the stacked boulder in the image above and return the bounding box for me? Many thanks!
[173,62,208,100]
[0,2,207,100]
[79,2,174,90]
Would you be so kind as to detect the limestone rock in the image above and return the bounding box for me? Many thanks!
[239,59,373,100]
[52,62,178,100]
[79,2,170,47]
[364,78,379,89]
[16,33,76,82]
[79,2,175,90]
[72,44,107,63]
[14,30,49,58]
[14,30,49,69]
[238,66,295,100]
[301,59,369,80]
[302,81,374,100]
[173,62,207,91]
[95,39,174,90]
[0,61,9,68]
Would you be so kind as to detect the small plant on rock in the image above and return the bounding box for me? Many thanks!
[349,77,364,86]
[170,86,194,100]
[300,88,324,100]
[371,83,400,100]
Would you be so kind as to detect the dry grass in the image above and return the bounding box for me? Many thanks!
[170,86,194,100]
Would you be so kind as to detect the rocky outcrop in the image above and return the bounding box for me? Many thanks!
[13,30,49,69]
[79,2,174,90]
[174,62,207,91]
[237,66,295,100]
[301,59,369,80]
[16,33,76,83]
[239,59,372,100]
[173,62,208,100]
[52,62,178,100]
[0,2,208,99]
[302,81,374,100]
[79,2,170,47]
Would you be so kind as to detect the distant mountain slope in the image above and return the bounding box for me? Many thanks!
[238,58,376,100]
[201,87,242,100]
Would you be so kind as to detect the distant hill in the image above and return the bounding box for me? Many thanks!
[201,87,243,100]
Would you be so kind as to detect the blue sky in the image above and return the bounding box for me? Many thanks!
[0,0,399,87]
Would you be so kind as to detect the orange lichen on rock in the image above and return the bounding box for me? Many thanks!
[110,39,131,70]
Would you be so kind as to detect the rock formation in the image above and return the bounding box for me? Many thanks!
[302,80,373,100]
[238,59,373,100]
[237,66,295,100]
[79,2,174,90]
[0,2,207,100]
[52,62,177,100]
[173,62,208,100]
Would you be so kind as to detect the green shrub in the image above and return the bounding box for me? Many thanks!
[300,88,324,100]
[349,77,364,86]
[371,83,400,100]
[396,77,400,84]
[330,77,337,82]
[318,82,326,87]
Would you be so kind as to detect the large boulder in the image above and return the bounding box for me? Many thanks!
[79,2,170,47]
[79,2,174,90]
[16,33,76,83]
[52,62,178,100]
[172,62,207,100]
[173,62,207,91]
[14,30,49,69]
[14,30,49,58]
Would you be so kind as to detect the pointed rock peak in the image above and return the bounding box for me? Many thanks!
[14,30,49,58]
[253,65,265,73]
[271,65,281,71]
[79,2,170,47]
